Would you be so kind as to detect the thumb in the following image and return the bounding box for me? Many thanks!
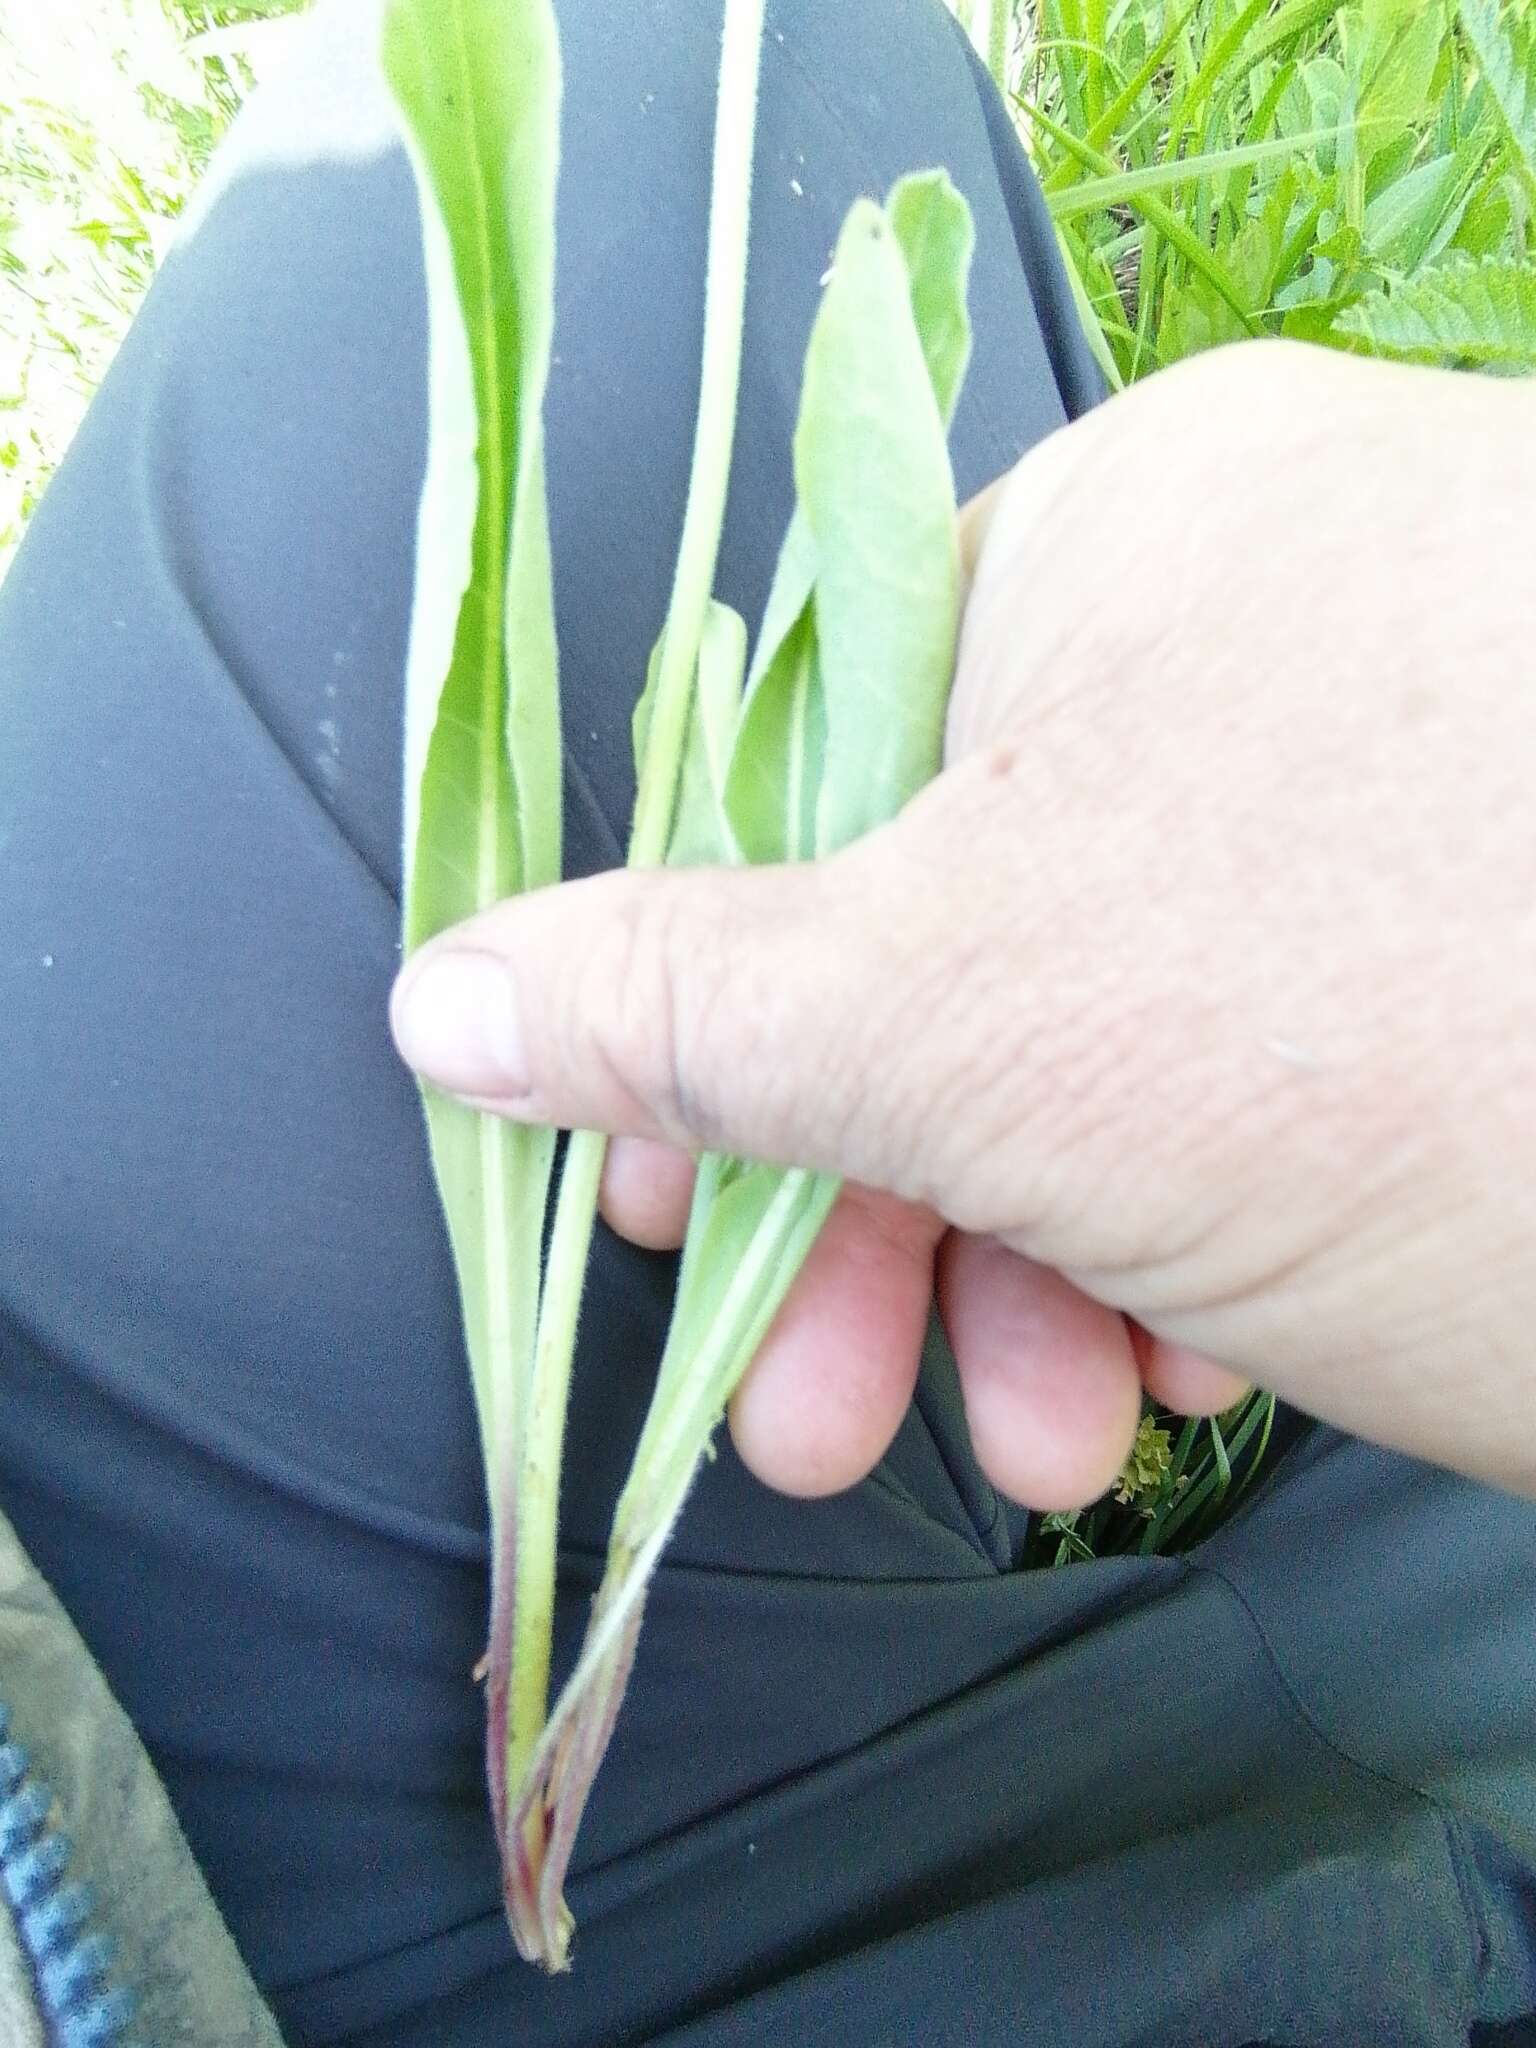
[389,838,956,1191]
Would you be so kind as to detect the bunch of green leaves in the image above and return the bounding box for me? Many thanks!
[982,0,1536,383]
[387,0,974,1972]
[503,171,974,1970]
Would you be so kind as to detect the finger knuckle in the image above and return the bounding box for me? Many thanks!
[583,881,732,1150]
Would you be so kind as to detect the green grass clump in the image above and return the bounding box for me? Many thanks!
[971,0,1536,386]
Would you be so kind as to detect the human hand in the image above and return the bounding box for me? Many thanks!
[392,341,1536,1504]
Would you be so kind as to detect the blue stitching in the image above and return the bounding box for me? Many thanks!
[0,1704,139,2048]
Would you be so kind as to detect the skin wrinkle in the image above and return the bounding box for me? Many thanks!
[1032,969,1433,1321]
[621,882,724,1155]
[895,932,1006,1201]
[870,756,1142,1241]
[748,868,865,1175]
[1131,1177,1469,1411]
[875,872,1021,1221]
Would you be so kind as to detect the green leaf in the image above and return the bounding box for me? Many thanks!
[639,1165,842,1478]
[1159,269,1254,356]
[797,198,963,854]
[1350,0,1446,161]
[725,606,825,862]
[1055,220,1130,389]
[1155,1390,1272,1547]
[665,599,749,866]
[1295,56,1357,178]
[734,506,817,701]
[1452,165,1523,254]
[1167,0,1349,161]
[886,170,977,424]
[629,637,663,782]
[387,0,562,948]
[1333,248,1536,360]
[1457,0,1536,192]
[724,170,972,864]
[381,0,564,1934]
[1367,122,1491,267]
[624,0,767,878]
[506,1165,841,1956]
[1312,219,1366,265]
[725,506,822,866]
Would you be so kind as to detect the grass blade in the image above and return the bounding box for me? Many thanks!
[1048,124,1353,218]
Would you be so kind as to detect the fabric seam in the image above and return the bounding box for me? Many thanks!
[1187,1556,1493,1985]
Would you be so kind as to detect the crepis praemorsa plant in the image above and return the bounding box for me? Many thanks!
[384,0,974,1971]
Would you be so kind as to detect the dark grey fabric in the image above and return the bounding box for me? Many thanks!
[0,0,1532,2042]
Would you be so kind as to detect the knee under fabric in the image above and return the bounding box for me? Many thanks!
[0,3,1532,2044]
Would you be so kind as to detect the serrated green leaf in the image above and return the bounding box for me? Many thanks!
[1159,269,1255,356]
[1333,249,1536,361]
[1313,219,1366,264]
